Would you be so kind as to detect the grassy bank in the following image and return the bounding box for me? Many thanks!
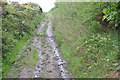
[50,2,119,78]
[1,1,45,77]
[2,33,30,77]
[6,37,39,78]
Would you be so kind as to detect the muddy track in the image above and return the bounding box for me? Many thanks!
[33,20,72,78]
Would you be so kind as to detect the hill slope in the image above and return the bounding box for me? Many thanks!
[1,1,44,77]
[50,2,119,78]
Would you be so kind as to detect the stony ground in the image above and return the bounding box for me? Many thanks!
[8,19,73,78]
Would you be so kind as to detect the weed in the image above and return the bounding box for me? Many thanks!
[50,2,118,78]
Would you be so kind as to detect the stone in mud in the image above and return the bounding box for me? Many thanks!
[58,64,63,66]
[41,67,44,70]
[48,49,51,52]
[52,62,54,65]
[54,57,60,61]
[60,70,63,72]
[47,61,50,64]
[37,65,40,68]
[53,51,55,53]
[40,62,44,65]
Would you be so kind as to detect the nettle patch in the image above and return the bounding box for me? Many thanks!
[75,33,118,77]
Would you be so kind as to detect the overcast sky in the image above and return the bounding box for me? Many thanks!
[7,0,56,12]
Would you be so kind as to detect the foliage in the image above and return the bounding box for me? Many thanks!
[89,21,101,31]
[75,31,118,77]
[103,2,120,29]
[50,2,119,78]
[2,1,44,77]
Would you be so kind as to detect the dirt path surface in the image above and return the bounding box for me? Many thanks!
[29,19,73,78]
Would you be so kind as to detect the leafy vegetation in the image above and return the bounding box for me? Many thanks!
[50,2,119,78]
[103,2,120,29]
[103,2,120,28]
[6,41,39,78]
[1,0,119,78]
[1,0,44,77]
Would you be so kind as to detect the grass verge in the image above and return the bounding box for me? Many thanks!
[50,2,119,78]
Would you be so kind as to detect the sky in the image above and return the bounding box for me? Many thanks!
[7,0,56,12]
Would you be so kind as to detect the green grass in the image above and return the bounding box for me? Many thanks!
[21,50,39,66]
[2,13,45,77]
[5,39,39,78]
[2,33,30,77]
[50,2,119,78]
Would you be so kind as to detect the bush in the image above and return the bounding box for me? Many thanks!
[103,2,120,29]
[2,1,44,77]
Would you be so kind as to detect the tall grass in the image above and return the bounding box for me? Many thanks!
[50,2,119,78]
[2,33,30,77]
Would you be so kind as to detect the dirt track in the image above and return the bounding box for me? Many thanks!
[31,19,72,78]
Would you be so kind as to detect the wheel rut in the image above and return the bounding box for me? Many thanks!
[20,20,72,78]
